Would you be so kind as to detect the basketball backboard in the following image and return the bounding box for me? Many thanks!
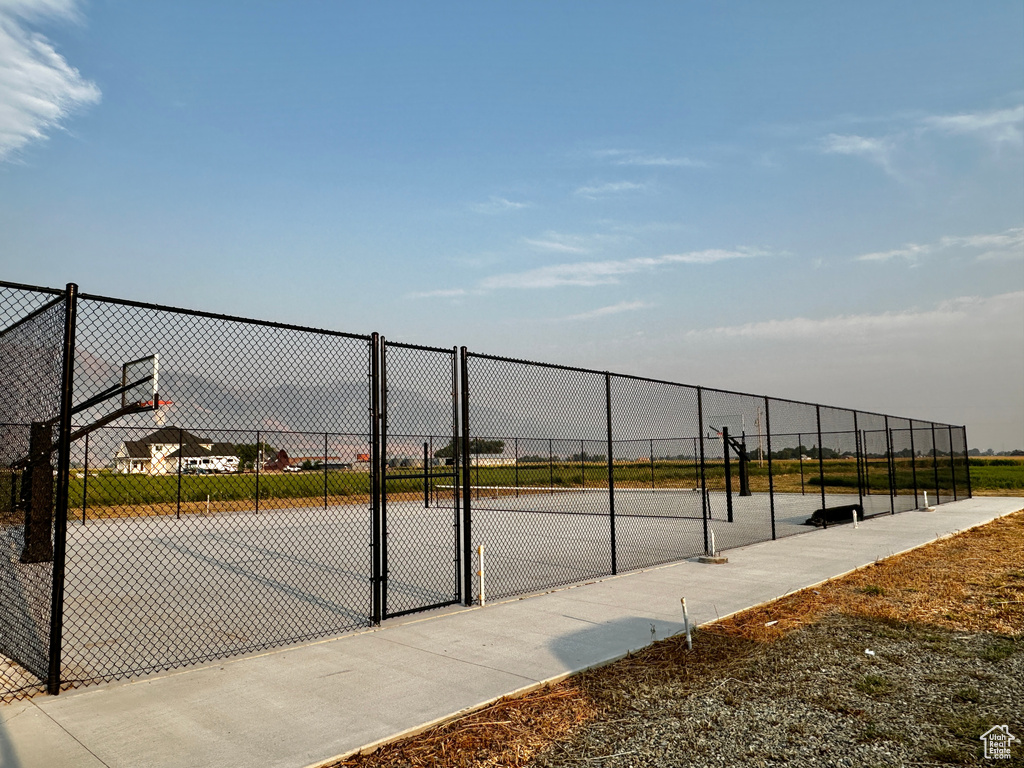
[121,354,159,410]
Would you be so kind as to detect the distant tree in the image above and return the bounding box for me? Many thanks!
[769,445,810,460]
[234,442,275,469]
[569,452,606,463]
[434,439,505,458]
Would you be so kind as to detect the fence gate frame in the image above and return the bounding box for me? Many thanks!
[378,339,462,620]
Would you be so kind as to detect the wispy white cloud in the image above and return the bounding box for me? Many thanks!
[815,104,1023,177]
[855,227,1024,263]
[855,243,932,263]
[523,234,590,255]
[923,105,1023,148]
[408,288,468,299]
[470,196,531,214]
[594,149,706,168]
[480,248,765,290]
[819,133,896,174]
[522,231,623,255]
[574,181,646,198]
[0,0,100,161]
[687,291,1023,342]
[561,300,652,322]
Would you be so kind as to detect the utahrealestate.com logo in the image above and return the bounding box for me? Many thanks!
[981,725,1017,760]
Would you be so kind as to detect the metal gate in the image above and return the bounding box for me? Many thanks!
[379,340,461,618]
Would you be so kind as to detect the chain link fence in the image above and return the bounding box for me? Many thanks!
[459,352,971,606]
[0,283,67,699]
[0,280,972,700]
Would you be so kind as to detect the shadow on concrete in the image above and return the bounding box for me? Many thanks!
[547,613,686,674]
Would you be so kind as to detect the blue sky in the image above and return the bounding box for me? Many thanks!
[1,1,1022,448]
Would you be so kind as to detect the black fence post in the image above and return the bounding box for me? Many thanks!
[370,333,381,625]
[963,426,972,499]
[460,347,473,606]
[450,349,460,603]
[948,425,957,501]
[853,412,864,509]
[723,426,734,523]
[798,432,805,495]
[765,397,775,540]
[380,337,389,618]
[697,387,709,554]
[816,405,826,513]
[254,430,261,515]
[605,373,616,576]
[909,422,919,508]
[514,437,519,498]
[176,428,183,519]
[885,416,895,515]
[423,442,429,508]
[580,439,585,489]
[82,432,89,524]
[47,282,77,696]
[323,433,329,509]
[931,423,940,505]
[549,438,553,492]
[692,437,699,489]
[649,438,655,491]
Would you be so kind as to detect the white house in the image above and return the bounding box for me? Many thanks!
[114,427,239,474]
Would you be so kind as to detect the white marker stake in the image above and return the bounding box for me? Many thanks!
[710,529,717,557]
[924,491,929,509]
[681,598,692,650]
[853,508,858,528]
[206,494,210,515]
[477,544,486,606]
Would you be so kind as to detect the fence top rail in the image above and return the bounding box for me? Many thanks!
[77,291,372,342]
[464,349,958,430]
[0,294,64,337]
[383,339,457,355]
[465,349,607,377]
[0,279,67,297]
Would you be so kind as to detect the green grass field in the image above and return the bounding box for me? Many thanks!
[965,457,1024,493]
[3,454,1017,521]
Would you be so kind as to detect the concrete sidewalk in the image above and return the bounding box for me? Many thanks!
[1,497,1020,768]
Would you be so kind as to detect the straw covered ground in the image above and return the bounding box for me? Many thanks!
[331,508,1024,768]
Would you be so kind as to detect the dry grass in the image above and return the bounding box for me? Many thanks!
[329,508,1024,768]
[330,683,600,768]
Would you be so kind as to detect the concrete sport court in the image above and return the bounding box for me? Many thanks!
[5,484,911,688]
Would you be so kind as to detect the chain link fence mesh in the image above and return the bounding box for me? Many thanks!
[60,295,375,689]
[461,354,612,601]
[0,284,66,700]
[381,342,461,618]
[0,280,975,700]
[608,376,705,572]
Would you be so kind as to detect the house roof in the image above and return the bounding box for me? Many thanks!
[166,444,215,459]
[118,442,151,459]
[118,427,231,461]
